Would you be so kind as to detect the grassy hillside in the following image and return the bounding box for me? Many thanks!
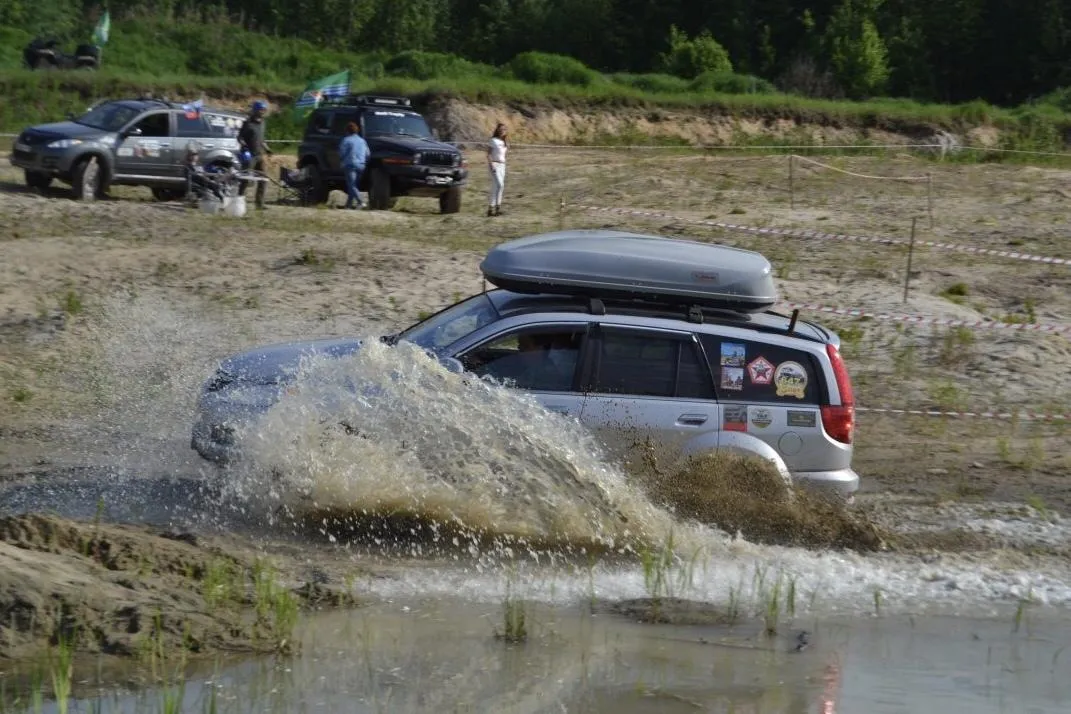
[2,18,1070,154]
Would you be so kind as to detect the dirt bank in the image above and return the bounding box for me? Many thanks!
[0,514,358,662]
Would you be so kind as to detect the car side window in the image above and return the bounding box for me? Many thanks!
[131,112,170,138]
[310,112,331,135]
[460,327,586,392]
[330,111,356,136]
[175,112,207,138]
[592,327,715,399]
[697,334,821,404]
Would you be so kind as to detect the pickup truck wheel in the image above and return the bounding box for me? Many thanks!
[302,163,328,204]
[439,187,462,214]
[368,169,392,210]
[24,171,52,191]
[71,156,105,201]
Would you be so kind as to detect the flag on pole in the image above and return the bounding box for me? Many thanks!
[92,11,111,46]
[182,98,204,119]
[292,70,351,121]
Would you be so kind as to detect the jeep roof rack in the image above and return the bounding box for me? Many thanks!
[480,229,779,314]
[321,94,412,108]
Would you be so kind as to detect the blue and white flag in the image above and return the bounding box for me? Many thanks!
[292,70,351,120]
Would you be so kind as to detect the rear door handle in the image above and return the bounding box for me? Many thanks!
[677,413,709,426]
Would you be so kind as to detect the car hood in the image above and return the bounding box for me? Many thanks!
[22,121,109,142]
[371,136,460,155]
[216,337,365,385]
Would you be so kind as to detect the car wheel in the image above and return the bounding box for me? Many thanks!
[368,168,392,210]
[71,156,104,201]
[151,187,185,202]
[24,170,52,192]
[302,162,328,204]
[439,186,462,214]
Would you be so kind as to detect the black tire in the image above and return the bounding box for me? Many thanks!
[368,168,392,210]
[302,162,328,204]
[71,156,105,201]
[151,187,185,202]
[439,187,462,214]
[24,171,52,192]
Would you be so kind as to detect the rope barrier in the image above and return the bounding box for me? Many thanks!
[574,204,1071,267]
[857,406,1069,422]
[790,154,931,182]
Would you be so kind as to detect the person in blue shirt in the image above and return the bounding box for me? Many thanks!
[338,122,370,210]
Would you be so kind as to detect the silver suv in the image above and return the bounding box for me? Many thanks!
[190,230,859,499]
[11,98,245,201]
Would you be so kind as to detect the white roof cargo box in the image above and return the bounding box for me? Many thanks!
[479,229,778,313]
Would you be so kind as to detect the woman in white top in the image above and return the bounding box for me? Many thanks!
[487,123,509,217]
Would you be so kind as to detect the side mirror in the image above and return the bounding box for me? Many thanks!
[438,357,465,374]
[124,126,143,138]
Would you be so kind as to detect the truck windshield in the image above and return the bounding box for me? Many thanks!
[396,294,499,353]
[74,102,142,132]
[363,111,432,138]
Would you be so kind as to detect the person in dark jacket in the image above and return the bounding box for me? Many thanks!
[238,100,273,210]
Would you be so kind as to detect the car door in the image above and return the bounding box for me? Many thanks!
[171,110,211,178]
[454,323,592,422]
[578,324,719,476]
[325,110,357,176]
[115,111,173,177]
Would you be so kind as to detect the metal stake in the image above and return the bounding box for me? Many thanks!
[903,217,917,304]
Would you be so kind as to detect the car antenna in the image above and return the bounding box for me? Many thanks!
[787,308,800,335]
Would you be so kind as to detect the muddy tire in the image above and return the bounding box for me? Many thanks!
[439,187,462,214]
[71,156,105,201]
[302,162,328,204]
[368,169,392,211]
[151,187,185,202]
[24,171,52,192]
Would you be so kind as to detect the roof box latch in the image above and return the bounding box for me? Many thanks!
[589,297,606,315]
[687,305,704,324]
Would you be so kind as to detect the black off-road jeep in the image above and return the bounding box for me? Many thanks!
[296,95,468,213]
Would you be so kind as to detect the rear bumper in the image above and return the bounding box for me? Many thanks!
[791,468,860,500]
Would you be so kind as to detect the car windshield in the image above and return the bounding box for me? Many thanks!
[74,102,142,132]
[363,111,432,138]
[397,294,499,353]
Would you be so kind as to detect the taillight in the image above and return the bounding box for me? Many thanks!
[821,343,855,444]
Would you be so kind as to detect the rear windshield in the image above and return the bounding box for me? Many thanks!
[697,334,823,404]
[363,111,432,138]
[74,102,141,132]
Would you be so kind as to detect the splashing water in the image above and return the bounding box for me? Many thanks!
[230,339,684,553]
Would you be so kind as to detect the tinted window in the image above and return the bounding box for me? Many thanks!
[74,102,141,132]
[331,111,357,136]
[592,328,715,399]
[131,112,170,137]
[309,111,332,135]
[175,112,207,137]
[363,111,432,138]
[697,334,821,404]
[461,327,585,393]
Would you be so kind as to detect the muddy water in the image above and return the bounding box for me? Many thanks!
[36,599,1071,713]
[4,294,1071,711]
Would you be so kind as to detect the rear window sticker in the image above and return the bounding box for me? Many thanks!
[774,361,808,399]
[723,404,747,432]
[749,407,773,429]
[720,342,745,367]
[787,410,817,428]
[747,356,774,385]
[720,366,744,391]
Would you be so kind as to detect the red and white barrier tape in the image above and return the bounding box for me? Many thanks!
[783,302,1071,335]
[857,407,1069,422]
[575,204,1071,267]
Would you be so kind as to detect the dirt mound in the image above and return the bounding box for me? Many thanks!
[643,453,888,552]
[0,514,357,662]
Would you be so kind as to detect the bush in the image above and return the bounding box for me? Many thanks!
[506,51,602,86]
[610,72,689,94]
[659,25,733,80]
[689,71,777,95]
[1038,87,1071,113]
[384,50,493,80]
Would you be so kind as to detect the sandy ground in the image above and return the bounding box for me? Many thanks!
[1,146,1070,660]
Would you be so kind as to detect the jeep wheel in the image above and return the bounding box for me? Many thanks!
[439,187,462,214]
[24,171,52,192]
[72,156,105,201]
[151,187,185,202]
[368,169,392,211]
[302,163,328,204]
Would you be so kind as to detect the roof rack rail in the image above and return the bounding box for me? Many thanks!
[320,94,412,108]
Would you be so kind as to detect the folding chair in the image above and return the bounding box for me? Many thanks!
[277,166,315,206]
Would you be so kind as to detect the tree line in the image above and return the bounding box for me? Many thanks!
[5,0,1071,106]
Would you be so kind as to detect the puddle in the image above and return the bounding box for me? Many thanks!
[13,599,1070,713]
